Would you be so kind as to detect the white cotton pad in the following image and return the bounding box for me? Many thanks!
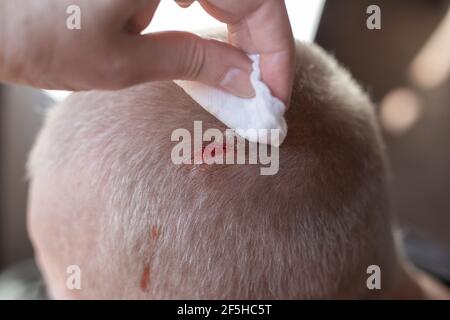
[175,55,288,147]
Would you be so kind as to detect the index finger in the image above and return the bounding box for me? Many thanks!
[201,0,296,105]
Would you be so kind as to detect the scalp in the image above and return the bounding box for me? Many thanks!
[28,40,397,299]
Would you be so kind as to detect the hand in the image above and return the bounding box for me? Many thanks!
[177,0,296,104]
[0,0,251,95]
[0,0,295,102]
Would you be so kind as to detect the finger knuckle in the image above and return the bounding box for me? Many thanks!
[182,35,207,80]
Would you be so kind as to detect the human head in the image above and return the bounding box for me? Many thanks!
[27,40,402,299]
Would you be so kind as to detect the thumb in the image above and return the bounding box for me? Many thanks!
[119,31,255,98]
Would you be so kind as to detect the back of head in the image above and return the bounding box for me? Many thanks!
[27,40,399,299]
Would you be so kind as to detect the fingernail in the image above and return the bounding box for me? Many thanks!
[176,0,195,8]
[220,68,255,98]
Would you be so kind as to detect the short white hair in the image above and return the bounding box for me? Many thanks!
[27,41,398,299]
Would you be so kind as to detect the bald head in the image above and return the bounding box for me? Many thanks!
[28,41,403,299]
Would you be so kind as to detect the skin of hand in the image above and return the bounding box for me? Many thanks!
[177,0,296,104]
[0,0,295,103]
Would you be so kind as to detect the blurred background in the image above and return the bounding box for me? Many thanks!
[0,0,449,298]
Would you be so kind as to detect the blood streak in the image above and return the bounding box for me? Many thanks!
[201,143,227,161]
[140,264,150,292]
[151,225,160,240]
